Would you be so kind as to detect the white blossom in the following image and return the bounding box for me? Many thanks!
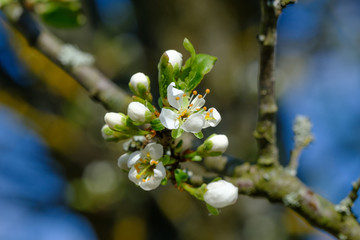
[127,102,151,123]
[159,82,221,134]
[127,143,166,191]
[165,50,183,70]
[207,134,229,153]
[204,180,238,208]
[129,72,150,94]
[104,112,126,130]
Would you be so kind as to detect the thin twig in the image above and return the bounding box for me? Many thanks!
[254,0,281,166]
[1,4,131,112]
[337,177,360,216]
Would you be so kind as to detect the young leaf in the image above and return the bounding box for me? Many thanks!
[175,169,188,185]
[158,53,175,100]
[206,204,219,216]
[184,54,217,92]
[150,118,165,131]
[194,131,204,139]
[172,128,184,139]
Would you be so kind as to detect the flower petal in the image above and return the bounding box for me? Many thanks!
[181,113,205,133]
[127,151,141,168]
[138,163,166,191]
[204,107,221,128]
[117,153,130,170]
[143,143,163,160]
[160,108,180,129]
[190,97,205,110]
[153,162,166,179]
[204,180,238,208]
[167,82,184,110]
[128,166,141,185]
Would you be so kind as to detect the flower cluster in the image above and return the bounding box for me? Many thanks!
[101,38,238,212]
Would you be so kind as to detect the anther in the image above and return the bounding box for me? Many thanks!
[198,94,203,99]
[183,93,187,97]
[210,109,214,113]
[189,104,193,107]
[205,89,210,94]
[203,106,207,111]
[142,179,146,182]
[176,97,180,101]
[196,107,200,111]
[150,160,158,165]
[193,90,197,95]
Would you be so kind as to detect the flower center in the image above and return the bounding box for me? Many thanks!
[134,153,158,181]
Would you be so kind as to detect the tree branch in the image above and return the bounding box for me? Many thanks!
[1,4,131,112]
[254,0,281,166]
[337,178,360,216]
[229,165,360,240]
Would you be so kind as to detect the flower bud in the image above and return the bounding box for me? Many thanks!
[104,112,126,131]
[127,102,152,124]
[101,124,130,141]
[165,50,183,71]
[197,134,229,156]
[204,180,238,208]
[129,72,152,100]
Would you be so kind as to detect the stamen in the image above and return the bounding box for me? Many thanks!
[183,93,187,97]
[210,109,214,113]
[176,97,180,101]
[146,152,151,158]
[189,104,193,107]
[142,179,146,182]
[196,107,200,111]
[203,106,207,111]
[154,111,160,117]
[198,94,203,99]
[150,160,158,165]
[192,90,197,95]
[206,89,210,94]
[134,163,141,173]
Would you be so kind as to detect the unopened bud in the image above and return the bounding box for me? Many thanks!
[104,112,126,131]
[204,180,238,208]
[197,134,229,156]
[127,102,152,124]
[101,124,130,141]
[165,50,183,71]
[129,72,152,101]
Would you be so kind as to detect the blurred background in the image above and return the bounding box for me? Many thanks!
[0,0,359,239]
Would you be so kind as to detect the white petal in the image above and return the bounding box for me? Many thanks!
[204,180,238,208]
[190,97,205,109]
[129,72,149,92]
[127,102,150,123]
[208,134,229,153]
[117,153,130,170]
[159,108,180,129]
[153,162,166,179]
[127,151,141,168]
[143,143,163,160]
[138,177,162,191]
[181,113,205,133]
[128,166,141,185]
[204,108,221,128]
[167,82,184,110]
[165,50,183,69]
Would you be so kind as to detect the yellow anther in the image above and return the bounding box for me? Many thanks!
[205,89,210,94]
[146,152,151,158]
[210,109,214,113]
[136,174,141,179]
[203,106,207,111]
[150,160,158,165]
[193,90,197,95]
[176,97,180,101]
[134,164,141,173]
[142,179,146,182]
[183,93,187,97]
[189,104,193,107]
[198,94,203,99]
[196,107,200,111]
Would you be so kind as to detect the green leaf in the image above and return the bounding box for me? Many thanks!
[158,53,175,100]
[175,169,188,185]
[183,38,196,60]
[161,155,177,166]
[161,178,168,186]
[184,54,217,92]
[150,118,165,131]
[206,204,219,216]
[36,1,85,28]
[194,131,204,139]
[171,128,184,139]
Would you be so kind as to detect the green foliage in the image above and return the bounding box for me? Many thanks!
[206,203,219,216]
[175,169,188,185]
[34,0,85,28]
[172,128,184,139]
[150,118,165,131]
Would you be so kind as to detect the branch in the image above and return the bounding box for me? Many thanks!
[337,178,360,216]
[254,0,281,166]
[228,165,360,240]
[1,4,131,112]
